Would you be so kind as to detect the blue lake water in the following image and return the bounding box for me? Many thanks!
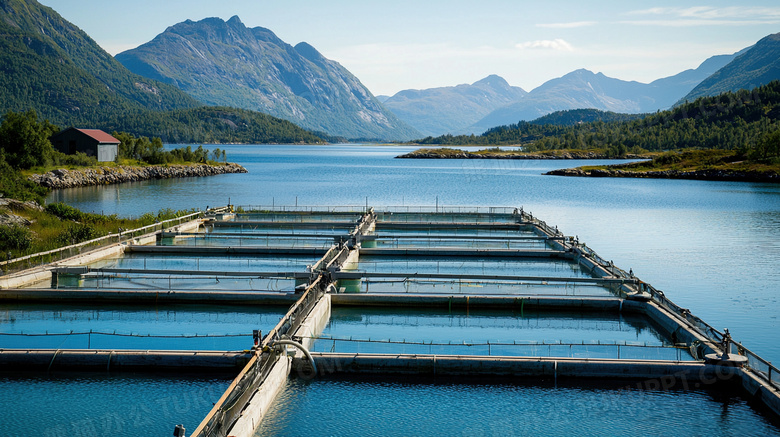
[0,303,287,350]
[47,144,780,364]
[254,378,780,437]
[311,307,687,360]
[0,373,230,436]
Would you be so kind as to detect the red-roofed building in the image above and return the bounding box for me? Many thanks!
[51,128,120,162]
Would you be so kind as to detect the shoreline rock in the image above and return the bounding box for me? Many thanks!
[545,167,780,183]
[28,163,248,189]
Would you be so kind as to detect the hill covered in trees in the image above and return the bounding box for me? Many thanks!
[681,32,780,103]
[0,0,324,144]
[0,0,198,121]
[528,109,645,126]
[95,107,324,144]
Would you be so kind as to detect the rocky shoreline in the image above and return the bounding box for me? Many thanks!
[546,167,780,183]
[28,163,248,189]
[397,149,647,160]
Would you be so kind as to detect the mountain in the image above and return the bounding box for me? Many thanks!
[645,51,745,109]
[382,75,527,136]
[0,0,201,125]
[0,0,322,144]
[468,54,737,134]
[680,33,780,103]
[116,16,419,141]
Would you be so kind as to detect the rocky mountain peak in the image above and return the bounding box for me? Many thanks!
[117,16,418,140]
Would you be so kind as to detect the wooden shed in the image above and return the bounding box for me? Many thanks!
[50,128,120,162]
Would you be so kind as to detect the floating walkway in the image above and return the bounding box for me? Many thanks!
[1,205,779,437]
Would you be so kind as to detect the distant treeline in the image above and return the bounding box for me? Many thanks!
[413,81,780,160]
[95,107,325,144]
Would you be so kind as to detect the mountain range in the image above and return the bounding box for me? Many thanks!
[387,32,780,136]
[381,75,527,137]
[116,16,419,141]
[384,53,739,136]
[2,0,779,144]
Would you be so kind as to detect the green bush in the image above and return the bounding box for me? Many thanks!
[114,132,215,164]
[57,223,102,245]
[46,202,115,224]
[0,224,33,252]
[55,151,98,167]
[0,155,49,203]
[46,202,84,221]
[0,110,60,169]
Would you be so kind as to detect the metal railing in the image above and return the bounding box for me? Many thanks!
[0,331,252,350]
[519,210,563,237]
[305,336,692,361]
[545,215,780,391]
[738,343,780,390]
[191,275,325,437]
[233,205,519,216]
[234,205,370,214]
[312,244,350,272]
[1,211,204,276]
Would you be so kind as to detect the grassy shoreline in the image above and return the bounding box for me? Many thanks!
[545,149,780,182]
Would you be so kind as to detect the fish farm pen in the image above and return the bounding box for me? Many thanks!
[1,205,779,436]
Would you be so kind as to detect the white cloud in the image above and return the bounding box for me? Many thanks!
[620,19,780,27]
[536,21,596,29]
[516,39,574,51]
[624,6,780,26]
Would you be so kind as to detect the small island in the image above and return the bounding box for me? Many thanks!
[545,149,780,183]
[394,81,780,183]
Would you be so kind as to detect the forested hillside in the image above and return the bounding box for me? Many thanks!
[0,0,324,144]
[681,32,780,103]
[0,0,199,122]
[94,107,324,144]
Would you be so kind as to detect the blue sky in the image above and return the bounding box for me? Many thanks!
[40,1,780,96]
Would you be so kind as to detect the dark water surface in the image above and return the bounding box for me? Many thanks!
[254,378,780,437]
[0,373,230,436]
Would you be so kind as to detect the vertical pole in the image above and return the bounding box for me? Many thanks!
[769,365,772,385]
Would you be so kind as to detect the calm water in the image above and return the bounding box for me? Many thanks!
[0,373,230,436]
[254,378,780,436]
[312,307,687,360]
[48,144,780,363]
[0,303,286,350]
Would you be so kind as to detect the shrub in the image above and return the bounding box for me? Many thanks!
[0,224,33,252]
[46,202,84,221]
[57,223,102,245]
